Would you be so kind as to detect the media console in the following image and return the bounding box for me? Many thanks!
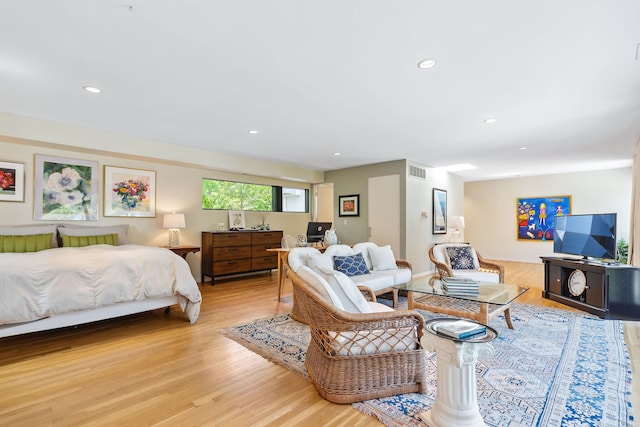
[541,256,640,320]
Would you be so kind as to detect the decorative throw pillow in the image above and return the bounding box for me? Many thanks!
[296,265,344,309]
[61,234,118,248]
[445,246,477,270]
[315,267,372,313]
[58,224,129,245]
[333,253,370,277]
[368,245,398,271]
[307,253,333,271]
[0,224,59,248]
[0,233,53,253]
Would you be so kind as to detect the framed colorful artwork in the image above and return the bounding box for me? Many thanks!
[516,195,571,241]
[104,166,156,217]
[433,188,447,234]
[338,194,359,217]
[0,161,25,202]
[34,155,99,220]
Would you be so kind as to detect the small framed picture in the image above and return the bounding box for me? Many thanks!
[0,161,25,202]
[433,188,447,234]
[228,210,246,229]
[339,194,360,217]
[34,154,99,220]
[104,166,156,217]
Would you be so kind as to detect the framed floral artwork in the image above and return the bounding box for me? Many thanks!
[34,155,99,220]
[104,166,156,217]
[0,161,25,202]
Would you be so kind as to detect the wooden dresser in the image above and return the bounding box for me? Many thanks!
[201,230,282,283]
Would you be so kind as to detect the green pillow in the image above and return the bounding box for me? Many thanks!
[0,233,54,253]
[61,234,119,247]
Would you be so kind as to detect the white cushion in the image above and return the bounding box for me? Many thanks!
[352,242,377,270]
[323,244,355,260]
[58,224,130,245]
[369,302,395,312]
[350,272,394,292]
[0,224,59,248]
[296,266,344,309]
[315,267,372,314]
[453,270,500,283]
[307,253,333,271]
[369,245,398,271]
[287,247,322,272]
[331,325,418,356]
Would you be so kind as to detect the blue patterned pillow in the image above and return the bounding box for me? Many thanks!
[446,246,476,270]
[333,253,370,277]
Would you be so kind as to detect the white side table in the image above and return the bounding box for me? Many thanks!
[419,318,497,427]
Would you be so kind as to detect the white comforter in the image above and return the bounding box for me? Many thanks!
[0,245,202,325]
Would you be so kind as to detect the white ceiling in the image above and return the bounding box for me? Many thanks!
[1,1,639,181]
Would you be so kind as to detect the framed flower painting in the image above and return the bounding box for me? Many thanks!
[0,161,25,202]
[34,155,99,220]
[104,166,156,217]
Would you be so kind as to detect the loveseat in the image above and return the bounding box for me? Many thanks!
[429,243,504,283]
[287,243,412,312]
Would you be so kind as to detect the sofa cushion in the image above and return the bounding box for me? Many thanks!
[452,270,500,283]
[350,272,394,291]
[297,265,344,309]
[288,247,323,272]
[352,242,377,270]
[307,252,333,271]
[445,245,478,270]
[315,267,372,313]
[369,245,398,271]
[333,253,370,277]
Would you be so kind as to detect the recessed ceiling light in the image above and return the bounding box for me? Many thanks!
[417,58,436,69]
[83,86,102,94]
[333,152,341,156]
[484,118,497,124]
[519,146,528,151]
[248,130,259,134]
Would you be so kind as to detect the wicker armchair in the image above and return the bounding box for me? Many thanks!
[429,244,505,283]
[287,263,427,404]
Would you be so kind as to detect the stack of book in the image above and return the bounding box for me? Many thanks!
[441,277,479,296]
[434,319,487,340]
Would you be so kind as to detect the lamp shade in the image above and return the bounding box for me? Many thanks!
[448,216,465,230]
[163,213,186,229]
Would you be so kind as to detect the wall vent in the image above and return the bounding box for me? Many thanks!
[408,164,427,180]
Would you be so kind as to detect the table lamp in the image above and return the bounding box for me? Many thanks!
[163,213,186,247]
[448,216,465,243]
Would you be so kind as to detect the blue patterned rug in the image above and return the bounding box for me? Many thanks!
[220,303,634,426]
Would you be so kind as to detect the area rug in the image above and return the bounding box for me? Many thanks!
[220,303,634,427]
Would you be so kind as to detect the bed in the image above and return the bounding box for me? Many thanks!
[0,224,202,338]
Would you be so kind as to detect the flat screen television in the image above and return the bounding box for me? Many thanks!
[306,221,332,243]
[553,213,617,260]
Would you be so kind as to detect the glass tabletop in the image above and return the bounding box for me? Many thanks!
[395,276,528,305]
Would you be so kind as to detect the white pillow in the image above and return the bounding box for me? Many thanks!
[369,245,398,271]
[0,224,59,248]
[58,224,130,245]
[297,266,344,310]
[307,253,333,271]
[316,267,372,314]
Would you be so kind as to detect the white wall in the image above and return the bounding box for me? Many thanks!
[464,167,633,263]
[0,137,313,280]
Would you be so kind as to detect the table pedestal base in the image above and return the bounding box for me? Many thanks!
[419,332,495,427]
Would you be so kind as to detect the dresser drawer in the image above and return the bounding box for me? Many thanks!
[251,244,279,258]
[213,246,252,261]
[252,231,282,245]
[252,255,277,270]
[212,233,252,247]
[213,259,252,275]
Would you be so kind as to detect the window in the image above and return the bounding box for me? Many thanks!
[202,179,308,213]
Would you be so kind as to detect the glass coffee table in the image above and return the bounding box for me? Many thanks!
[395,276,528,329]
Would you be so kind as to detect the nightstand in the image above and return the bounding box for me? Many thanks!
[162,245,201,260]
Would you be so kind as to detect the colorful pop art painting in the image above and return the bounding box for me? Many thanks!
[516,195,571,241]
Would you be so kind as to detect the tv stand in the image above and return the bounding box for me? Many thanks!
[541,256,640,320]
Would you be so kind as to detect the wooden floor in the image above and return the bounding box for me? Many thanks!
[0,261,637,426]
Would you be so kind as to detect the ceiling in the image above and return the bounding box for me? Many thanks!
[1,1,639,182]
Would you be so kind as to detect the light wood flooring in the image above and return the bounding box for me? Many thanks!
[0,261,637,426]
